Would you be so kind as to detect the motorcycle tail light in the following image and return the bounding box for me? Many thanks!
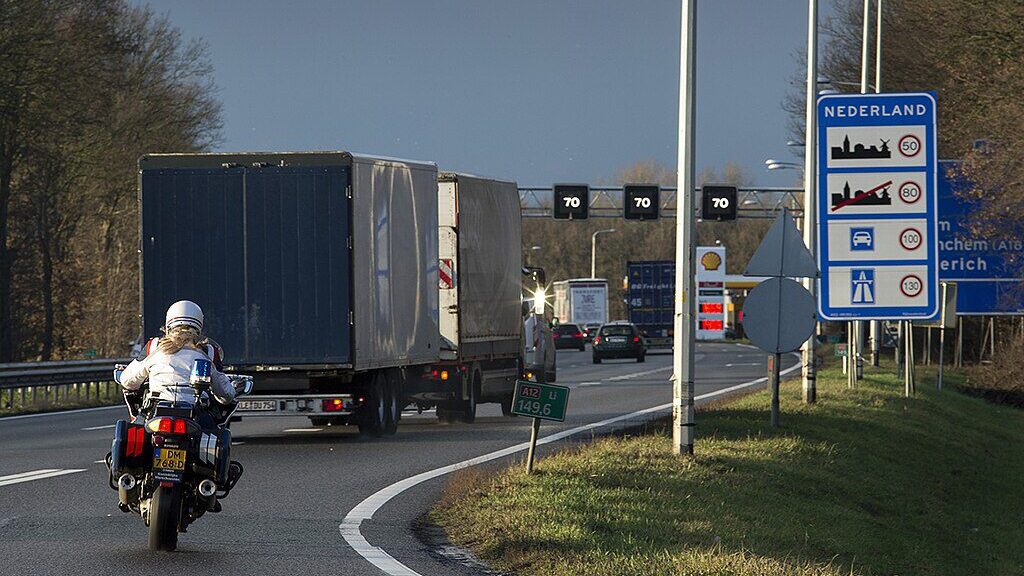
[633,336,640,343]
[173,419,187,435]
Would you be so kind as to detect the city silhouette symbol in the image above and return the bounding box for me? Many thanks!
[831,180,893,211]
[831,135,891,160]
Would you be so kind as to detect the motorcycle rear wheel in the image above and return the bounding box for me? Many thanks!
[148,485,182,551]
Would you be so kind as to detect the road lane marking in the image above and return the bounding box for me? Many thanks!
[725,362,761,368]
[340,353,802,576]
[282,428,322,433]
[81,424,116,431]
[607,366,672,381]
[0,469,86,488]
[575,382,602,387]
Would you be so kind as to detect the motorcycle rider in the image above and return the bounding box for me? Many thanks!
[118,300,235,415]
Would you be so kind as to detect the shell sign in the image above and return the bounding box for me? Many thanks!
[700,250,722,272]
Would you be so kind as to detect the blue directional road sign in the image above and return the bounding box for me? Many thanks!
[817,92,939,320]
[937,160,1024,315]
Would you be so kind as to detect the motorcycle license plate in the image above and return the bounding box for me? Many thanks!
[153,448,186,471]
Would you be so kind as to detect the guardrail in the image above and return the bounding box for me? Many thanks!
[0,358,130,413]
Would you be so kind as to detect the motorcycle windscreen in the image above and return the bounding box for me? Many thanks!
[141,166,352,366]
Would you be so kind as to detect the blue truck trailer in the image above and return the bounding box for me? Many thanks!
[626,261,675,349]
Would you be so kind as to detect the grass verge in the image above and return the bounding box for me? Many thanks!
[431,362,1024,576]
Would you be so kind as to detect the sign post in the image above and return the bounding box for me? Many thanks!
[817,93,939,394]
[511,379,570,473]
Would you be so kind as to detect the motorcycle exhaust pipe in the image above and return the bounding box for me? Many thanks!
[198,479,217,498]
[118,474,137,491]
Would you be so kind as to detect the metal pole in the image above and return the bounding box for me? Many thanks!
[801,0,819,404]
[875,0,883,93]
[925,327,932,365]
[955,316,963,367]
[861,0,871,92]
[591,233,596,279]
[847,326,855,389]
[525,417,541,473]
[870,320,880,366]
[895,320,903,375]
[937,283,947,390]
[989,316,996,360]
[769,353,781,427]
[590,229,616,279]
[853,0,870,381]
[672,0,698,456]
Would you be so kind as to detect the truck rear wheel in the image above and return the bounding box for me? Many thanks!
[383,370,400,435]
[501,394,515,417]
[459,373,479,424]
[358,374,385,437]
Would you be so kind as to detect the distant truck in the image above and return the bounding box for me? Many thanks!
[553,279,609,327]
[423,173,524,422]
[626,261,674,349]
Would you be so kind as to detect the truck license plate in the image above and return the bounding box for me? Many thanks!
[237,399,277,412]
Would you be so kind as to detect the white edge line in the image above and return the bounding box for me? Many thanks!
[0,404,123,422]
[340,353,802,576]
[81,424,116,431]
[0,469,86,488]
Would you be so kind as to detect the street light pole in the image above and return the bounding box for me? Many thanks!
[590,229,616,279]
[801,0,819,404]
[673,0,697,456]
[870,0,884,367]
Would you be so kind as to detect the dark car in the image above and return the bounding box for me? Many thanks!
[592,322,646,363]
[583,322,602,343]
[553,323,587,351]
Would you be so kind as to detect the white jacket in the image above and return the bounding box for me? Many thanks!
[120,346,235,404]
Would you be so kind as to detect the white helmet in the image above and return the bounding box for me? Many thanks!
[165,300,204,332]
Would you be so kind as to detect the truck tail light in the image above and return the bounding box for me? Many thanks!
[323,398,348,412]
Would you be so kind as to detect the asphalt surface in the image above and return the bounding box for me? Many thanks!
[0,343,797,576]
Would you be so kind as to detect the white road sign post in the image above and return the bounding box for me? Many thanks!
[672,0,697,457]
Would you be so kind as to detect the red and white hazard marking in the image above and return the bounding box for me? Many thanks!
[438,258,455,289]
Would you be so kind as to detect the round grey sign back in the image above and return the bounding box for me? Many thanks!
[742,277,817,354]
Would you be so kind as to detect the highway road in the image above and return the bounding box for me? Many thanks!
[0,343,797,576]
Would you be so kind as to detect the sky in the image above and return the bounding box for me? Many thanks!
[135,0,832,187]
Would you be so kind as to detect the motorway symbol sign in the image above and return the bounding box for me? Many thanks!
[511,380,569,422]
[817,92,939,320]
[552,184,589,220]
[851,269,875,304]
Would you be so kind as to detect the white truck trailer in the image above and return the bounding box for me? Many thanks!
[553,279,609,327]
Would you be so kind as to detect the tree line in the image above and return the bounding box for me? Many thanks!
[0,0,220,362]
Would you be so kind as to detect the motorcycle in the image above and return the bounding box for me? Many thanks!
[105,358,254,551]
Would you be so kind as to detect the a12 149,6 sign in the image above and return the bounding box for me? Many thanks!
[511,380,569,422]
